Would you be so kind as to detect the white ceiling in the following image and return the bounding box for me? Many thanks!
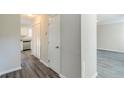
[97,14,124,25]
[21,14,57,26]
[21,14,124,25]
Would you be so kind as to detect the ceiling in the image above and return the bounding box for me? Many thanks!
[21,14,57,26]
[97,14,124,25]
[21,14,124,25]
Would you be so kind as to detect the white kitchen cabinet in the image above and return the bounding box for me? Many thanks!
[20,40,31,51]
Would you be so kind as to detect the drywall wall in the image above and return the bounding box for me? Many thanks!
[0,14,21,75]
[61,14,81,78]
[40,15,48,63]
[81,15,97,78]
[21,25,32,36]
[97,23,124,53]
[21,26,29,36]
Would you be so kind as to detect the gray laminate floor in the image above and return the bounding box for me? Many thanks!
[97,50,124,78]
[0,50,60,78]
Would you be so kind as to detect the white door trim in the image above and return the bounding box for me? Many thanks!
[81,15,97,78]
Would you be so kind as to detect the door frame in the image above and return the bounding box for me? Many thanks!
[81,15,97,78]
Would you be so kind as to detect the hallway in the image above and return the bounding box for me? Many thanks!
[0,14,82,78]
[0,51,60,78]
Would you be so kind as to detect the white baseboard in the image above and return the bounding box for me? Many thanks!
[59,74,66,78]
[40,59,49,67]
[97,48,124,53]
[0,66,22,76]
[91,72,97,78]
[40,59,66,78]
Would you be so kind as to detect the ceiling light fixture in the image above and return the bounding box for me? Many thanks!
[27,14,33,17]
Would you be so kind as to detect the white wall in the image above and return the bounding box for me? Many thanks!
[21,24,32,37]
[40,15,48,63]
[0,14,21,75]
[97,23,124,53]
[21,26,29,36]
[61,14,81,78]
[81,15,97,78]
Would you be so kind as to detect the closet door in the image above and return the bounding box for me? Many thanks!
[32,23,41,59]
[48,15,61,73]
[32,25,36,56]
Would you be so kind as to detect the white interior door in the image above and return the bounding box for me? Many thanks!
[48,15,60,73]
[32,23,41,59]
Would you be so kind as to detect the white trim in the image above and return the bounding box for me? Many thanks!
[81,15,85,78]
[40,59,65,78]
[40,59,49,67]
[59,73,66,78]
[97,19,124,26]
[81,60,86,78]
[91,72,97,78]
[97,48,124,53]
[0,66,22,76]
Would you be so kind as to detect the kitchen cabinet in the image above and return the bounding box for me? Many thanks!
[21,40,31,51]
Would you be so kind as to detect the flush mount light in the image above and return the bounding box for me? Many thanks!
[27,14,33,17]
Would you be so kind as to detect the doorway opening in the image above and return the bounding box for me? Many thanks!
[97,14,124,78]
[21,14,32,54]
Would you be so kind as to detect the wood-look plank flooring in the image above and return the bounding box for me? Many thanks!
[97,50,124,78]
[0,51,60,78]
